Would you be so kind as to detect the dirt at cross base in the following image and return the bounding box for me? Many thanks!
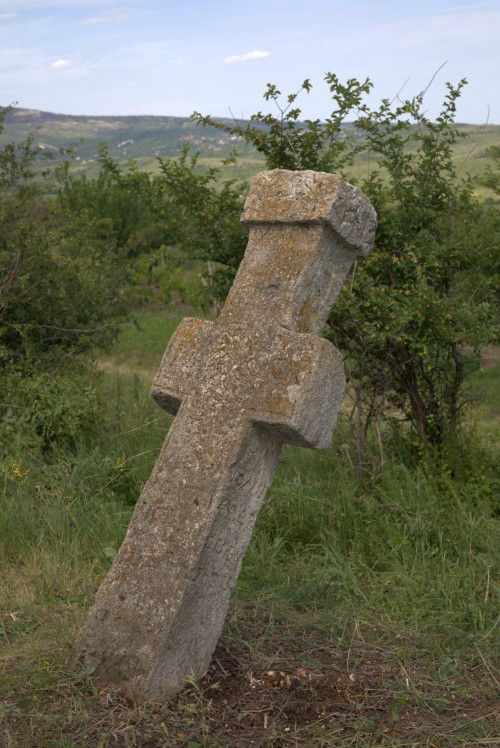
[3,603,498,747]
[168,608,499,747]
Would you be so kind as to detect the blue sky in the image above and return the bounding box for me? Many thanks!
[0,0,498,123]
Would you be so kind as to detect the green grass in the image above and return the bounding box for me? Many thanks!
[468,352,500,449]
[242,442,499,648]
[1,309,499,746]
[102,307,188,371]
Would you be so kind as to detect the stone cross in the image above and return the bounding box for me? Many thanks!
[71,169,376,702]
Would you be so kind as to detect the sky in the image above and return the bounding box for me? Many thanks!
[0,0,498,124]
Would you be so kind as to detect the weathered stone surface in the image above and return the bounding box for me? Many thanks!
[70,169,376,702]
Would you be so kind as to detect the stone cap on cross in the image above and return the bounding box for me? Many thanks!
[220,169,377,334]
[240,169,376,258]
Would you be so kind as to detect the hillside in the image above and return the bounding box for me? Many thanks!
[3,107,264,178]
[3,107,500,192]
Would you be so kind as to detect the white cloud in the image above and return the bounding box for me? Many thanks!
[0,12,17,19]
[224,50,270,64]
[51,59,76,69]
[80,16,108,24]
[80,8,130,25]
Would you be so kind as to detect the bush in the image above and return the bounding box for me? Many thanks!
[0,106,132,450]
[329,82,499,454]
[99,143,248,302]
[194,75,500,457]
[0,196,130,364]
[0,364,100,453]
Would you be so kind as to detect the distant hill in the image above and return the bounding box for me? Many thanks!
[2,107,499,193]
[3,107,263,175]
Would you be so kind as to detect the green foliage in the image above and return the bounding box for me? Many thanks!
[0,195,129,363]
[0,105,68,193]
[99,143,248,301]
[0,363,100,453]
[193,74,372,172]
[477,144,500,195]
[328,81,500,451]
[192,75,500,456]
[242,436,499,641]
[0,108,130,366]
[158,254,212,309]
[0,314,181,566]
[58,172,172,260]
[107,307,187,371]
[57,168,211,309]
[0,106,133,453]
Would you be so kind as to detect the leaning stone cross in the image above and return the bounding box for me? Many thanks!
[71,169,376,701]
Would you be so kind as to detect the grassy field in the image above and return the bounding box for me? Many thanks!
[1,308,499,747]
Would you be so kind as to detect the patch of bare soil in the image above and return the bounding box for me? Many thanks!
[198,635,499,747]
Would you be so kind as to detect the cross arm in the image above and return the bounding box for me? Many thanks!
[249,329,345,450]
[151,317,214,415]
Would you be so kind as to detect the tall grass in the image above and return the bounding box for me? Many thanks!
[1,308,498,747]
[0,311,183,616]
[1,310,498,662]
[240,437,499,653]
